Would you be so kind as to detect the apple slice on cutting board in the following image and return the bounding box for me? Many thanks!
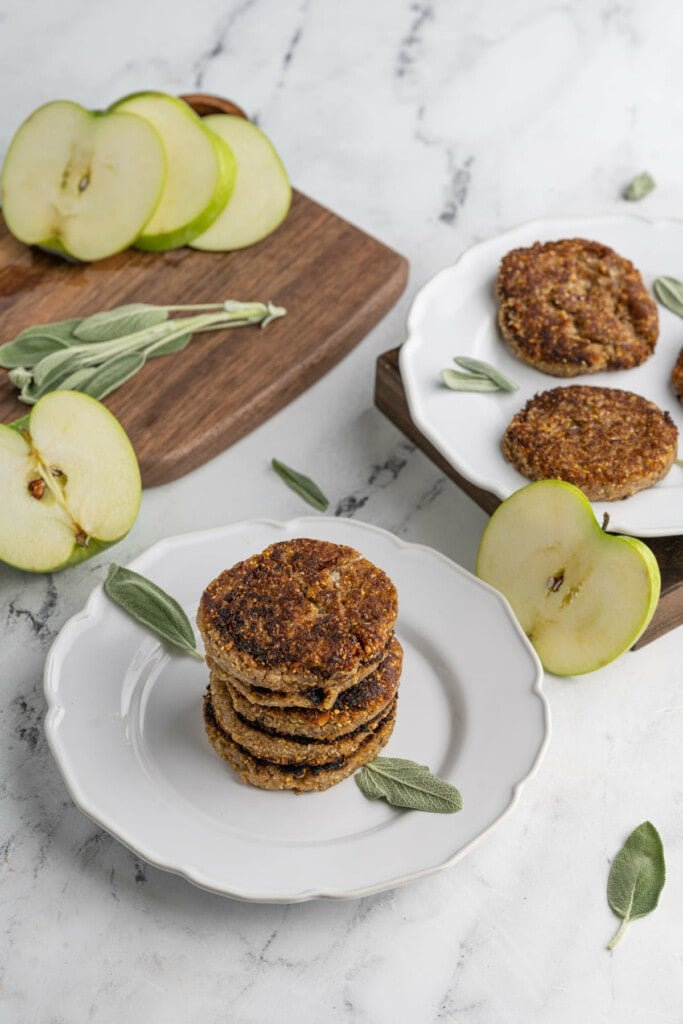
[190,114,291,251]
[0,99,166,261]
[0,390,141,573]
[110,92,236,251]
[476,480,660,676]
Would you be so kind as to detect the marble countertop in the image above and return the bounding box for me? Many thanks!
[2,2,683,1021]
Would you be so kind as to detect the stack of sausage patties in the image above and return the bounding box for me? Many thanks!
[197,537,401,792]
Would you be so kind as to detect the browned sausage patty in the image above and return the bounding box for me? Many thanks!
[197,538,398,692]
[203,689,397,792]
[673,348,683,401]
[496,239,658,376]
[502,385,678,500]
[210,636,403,739]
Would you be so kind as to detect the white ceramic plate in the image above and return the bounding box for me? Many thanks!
[44,517,548,902]
[400,215,683,537]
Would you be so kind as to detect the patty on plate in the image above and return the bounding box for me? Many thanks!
[496,238,658,376]
[197,538,398,693]
[502,384,678,500]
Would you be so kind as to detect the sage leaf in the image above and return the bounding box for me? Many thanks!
[0,317,84,367]
[147,332,192,358]
[440,369,500,392]
[81,351,147,400]
[55,366,103,393]
[452,356,518,392]
[606,821,665,950]
[623,171,655,201]
[271,458,329,511]
[654,276,683,319]
[0,333,72,368]
[104,564,203,660]
[31,346,88,389]
[73,303,169,342]
[355,756,463,813]
[11,317,82,340]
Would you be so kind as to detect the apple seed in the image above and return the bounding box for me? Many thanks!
[27,478,46,499]
[546,571,564,593]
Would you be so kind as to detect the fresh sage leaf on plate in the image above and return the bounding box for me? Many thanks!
[606,820,665,950]
[440,356,517,393]
[653,276,683,319]
[355,756,463,813]
[623,171,655,201]
[271,458,329,511]
[440,369,500,392]
[104,564,203,660]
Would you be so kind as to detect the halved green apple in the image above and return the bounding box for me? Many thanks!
[475,480,660,676]
[1,99,166,262]
[190,114,291,251]
[0,390,141,573]
[111,92,236,250]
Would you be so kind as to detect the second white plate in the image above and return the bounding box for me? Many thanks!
[44,517,547,902]
[400,214,683,537]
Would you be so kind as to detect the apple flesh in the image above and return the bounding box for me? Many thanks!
[475,480,660,676]
[110,92,236,251]
[0,390,141,573]
[1,100,166,262]
[190,114,291,251]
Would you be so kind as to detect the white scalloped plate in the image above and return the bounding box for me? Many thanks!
[400,215,683,537]
[44,517,547,902]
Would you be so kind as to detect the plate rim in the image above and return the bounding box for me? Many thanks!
[43,516,549,902]
[399,211,683,538]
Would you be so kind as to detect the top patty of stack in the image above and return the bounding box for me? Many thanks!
[197,538,398,693]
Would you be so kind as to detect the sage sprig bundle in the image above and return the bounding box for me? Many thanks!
[440,356,517,393]
[0,299,286,404]
[606,821,665,950]
[355,756,462,813]
[104,563,203,660]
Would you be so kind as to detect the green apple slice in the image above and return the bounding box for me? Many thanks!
[190,114,291,251]
[111,92,236,250]
[476,480,660,676]
[1,100,166,262]
[0,390,141,573]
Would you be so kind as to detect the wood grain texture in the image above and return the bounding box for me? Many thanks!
[0,95,408,486]
[375,347,683,649]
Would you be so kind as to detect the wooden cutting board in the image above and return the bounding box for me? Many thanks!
[375,348,683,649]
[0,95,408,486]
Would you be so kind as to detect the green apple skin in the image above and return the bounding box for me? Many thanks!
[0,391,141,574]
[1,99,167,262]
[110,92,237,251]
[191,114,291,251]
[475,480,660,676]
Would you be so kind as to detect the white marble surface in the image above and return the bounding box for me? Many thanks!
[2,1,683,1021]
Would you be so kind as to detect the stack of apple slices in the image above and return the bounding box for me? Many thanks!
[0,91,291,261]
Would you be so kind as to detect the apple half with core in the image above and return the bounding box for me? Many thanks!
[1,99,166,262]
[190,114,291,251]
[110,92,236,250]
[475,480,660,676]
[0,390,141,573]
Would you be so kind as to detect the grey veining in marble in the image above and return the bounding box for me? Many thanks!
[2,2,683,1022]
